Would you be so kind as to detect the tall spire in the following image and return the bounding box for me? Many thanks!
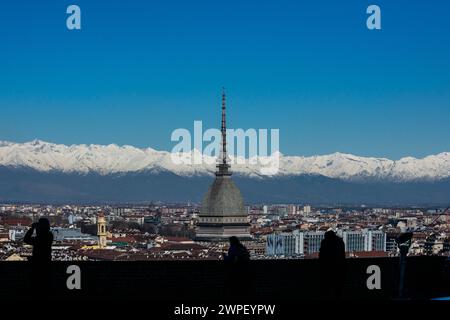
[217,88,231,176]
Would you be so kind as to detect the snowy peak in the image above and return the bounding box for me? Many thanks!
[0,140,449,181]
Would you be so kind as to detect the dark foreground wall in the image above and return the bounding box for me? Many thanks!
[0,257,448,301]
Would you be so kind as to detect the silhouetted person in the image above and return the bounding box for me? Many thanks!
[24,218,53,262]
[223,236,250,263]
[223,237,251,300]
[319,230,346,299]
[24,218,53,297]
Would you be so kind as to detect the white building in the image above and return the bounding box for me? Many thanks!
[8,227,27,241]
[303,231,324,254]
[303,205,311,216]
[266,231,304,256]
[267,229,387,257]
[288,205,298,215]
[266,230,325,256]
[340,229,386,252]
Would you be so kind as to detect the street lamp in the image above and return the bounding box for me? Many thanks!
[396,232,413,299]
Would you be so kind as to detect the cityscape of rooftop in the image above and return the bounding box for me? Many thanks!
[1,202,449,262]
[1,92,447,262]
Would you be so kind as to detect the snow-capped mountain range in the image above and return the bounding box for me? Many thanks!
[0,140,449,181]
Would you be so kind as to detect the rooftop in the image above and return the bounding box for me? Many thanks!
[201,176,246,217]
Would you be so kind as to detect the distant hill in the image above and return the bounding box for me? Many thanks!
[1,166,449,205]
[1,140,449,205]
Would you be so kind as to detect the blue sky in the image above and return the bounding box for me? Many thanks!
[1,0,449,159]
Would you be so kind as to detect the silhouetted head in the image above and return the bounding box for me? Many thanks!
[36,218,50,236]
[229,236,240,246]
[395,232,413,246]
[325,230,336,240]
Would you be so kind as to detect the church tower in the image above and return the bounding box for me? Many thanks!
[97,213,107,248]
[195,89,251,241]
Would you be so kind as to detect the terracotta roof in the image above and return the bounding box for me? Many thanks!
[166,236,192,242]
[109,236,136,243]
[160,243,206,251]
[1,218,32,226]
[348,251,388,258]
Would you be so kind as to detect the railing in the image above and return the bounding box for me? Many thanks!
[0,256,448,301]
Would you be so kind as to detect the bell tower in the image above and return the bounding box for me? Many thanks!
[97,213,107,248]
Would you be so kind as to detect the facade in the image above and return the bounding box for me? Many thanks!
[369,230,387,251]
[195,91,251,241]
[52,227,97,242]
[266,231,324,256]
[266,231,304,256]
[303,231,325,255]
[97,213,107,248]
[8,227,27,241]
[303,205,311,216]
[386,232,399,253]
[342,231,366,252]
[288,205,297,215]
[340,229,386,252]
[267,229,387,257]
